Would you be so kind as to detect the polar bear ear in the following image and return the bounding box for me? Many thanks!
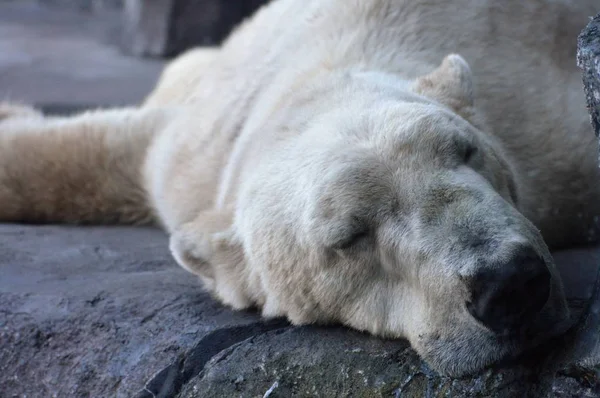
[412,54,475,115]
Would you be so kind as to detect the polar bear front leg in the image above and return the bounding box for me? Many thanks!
[169,207,254,310]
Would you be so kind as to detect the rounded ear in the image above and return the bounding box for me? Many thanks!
[412,54,474,114]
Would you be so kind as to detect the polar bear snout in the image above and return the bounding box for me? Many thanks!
[466,247,551,336]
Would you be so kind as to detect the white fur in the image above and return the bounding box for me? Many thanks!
[1,0,598,376]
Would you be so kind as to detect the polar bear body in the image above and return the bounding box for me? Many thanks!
[1,0,599,376]
[142,0,600,246]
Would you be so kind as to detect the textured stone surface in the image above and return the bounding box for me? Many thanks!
[178,327,600,398]
[121,0,269,57]
[1,222,599,397]
[576,12,600,368]
[578,13,600,138]
[0,225,287,397]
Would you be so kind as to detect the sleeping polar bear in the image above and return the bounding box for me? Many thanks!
[1,0,599,376]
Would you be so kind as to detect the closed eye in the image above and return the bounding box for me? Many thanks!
[331,230,370,250]
[464,144,478,163]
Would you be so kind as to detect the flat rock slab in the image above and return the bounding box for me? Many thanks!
[180,327,599,398]
[0,225,290,397]
[1,223,599,397]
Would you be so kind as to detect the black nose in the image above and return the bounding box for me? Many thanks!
[466,247,551,335]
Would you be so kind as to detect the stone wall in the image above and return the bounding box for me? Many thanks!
[579,13,600,139]
[121,0,270,57]
[7,0,269,58]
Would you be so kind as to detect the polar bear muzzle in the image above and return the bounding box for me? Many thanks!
[465,246,551,336]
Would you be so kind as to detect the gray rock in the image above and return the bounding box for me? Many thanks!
[579,13,600,139]
[576,12,600,368]
[1,223,599,397]
[178,327,600,398]
[121,0,173,58]
[0,224,289,397]
[121,0,269,58]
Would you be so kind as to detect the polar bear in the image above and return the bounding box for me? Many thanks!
[1,0,599,376]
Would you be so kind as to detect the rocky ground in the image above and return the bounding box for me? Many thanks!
[1,2,600,397]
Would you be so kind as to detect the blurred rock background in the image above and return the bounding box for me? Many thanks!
[0,0,268,108]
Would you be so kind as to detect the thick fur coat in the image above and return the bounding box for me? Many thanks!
[1,0,599,376]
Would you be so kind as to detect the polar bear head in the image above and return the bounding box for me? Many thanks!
[173,55,570,376]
